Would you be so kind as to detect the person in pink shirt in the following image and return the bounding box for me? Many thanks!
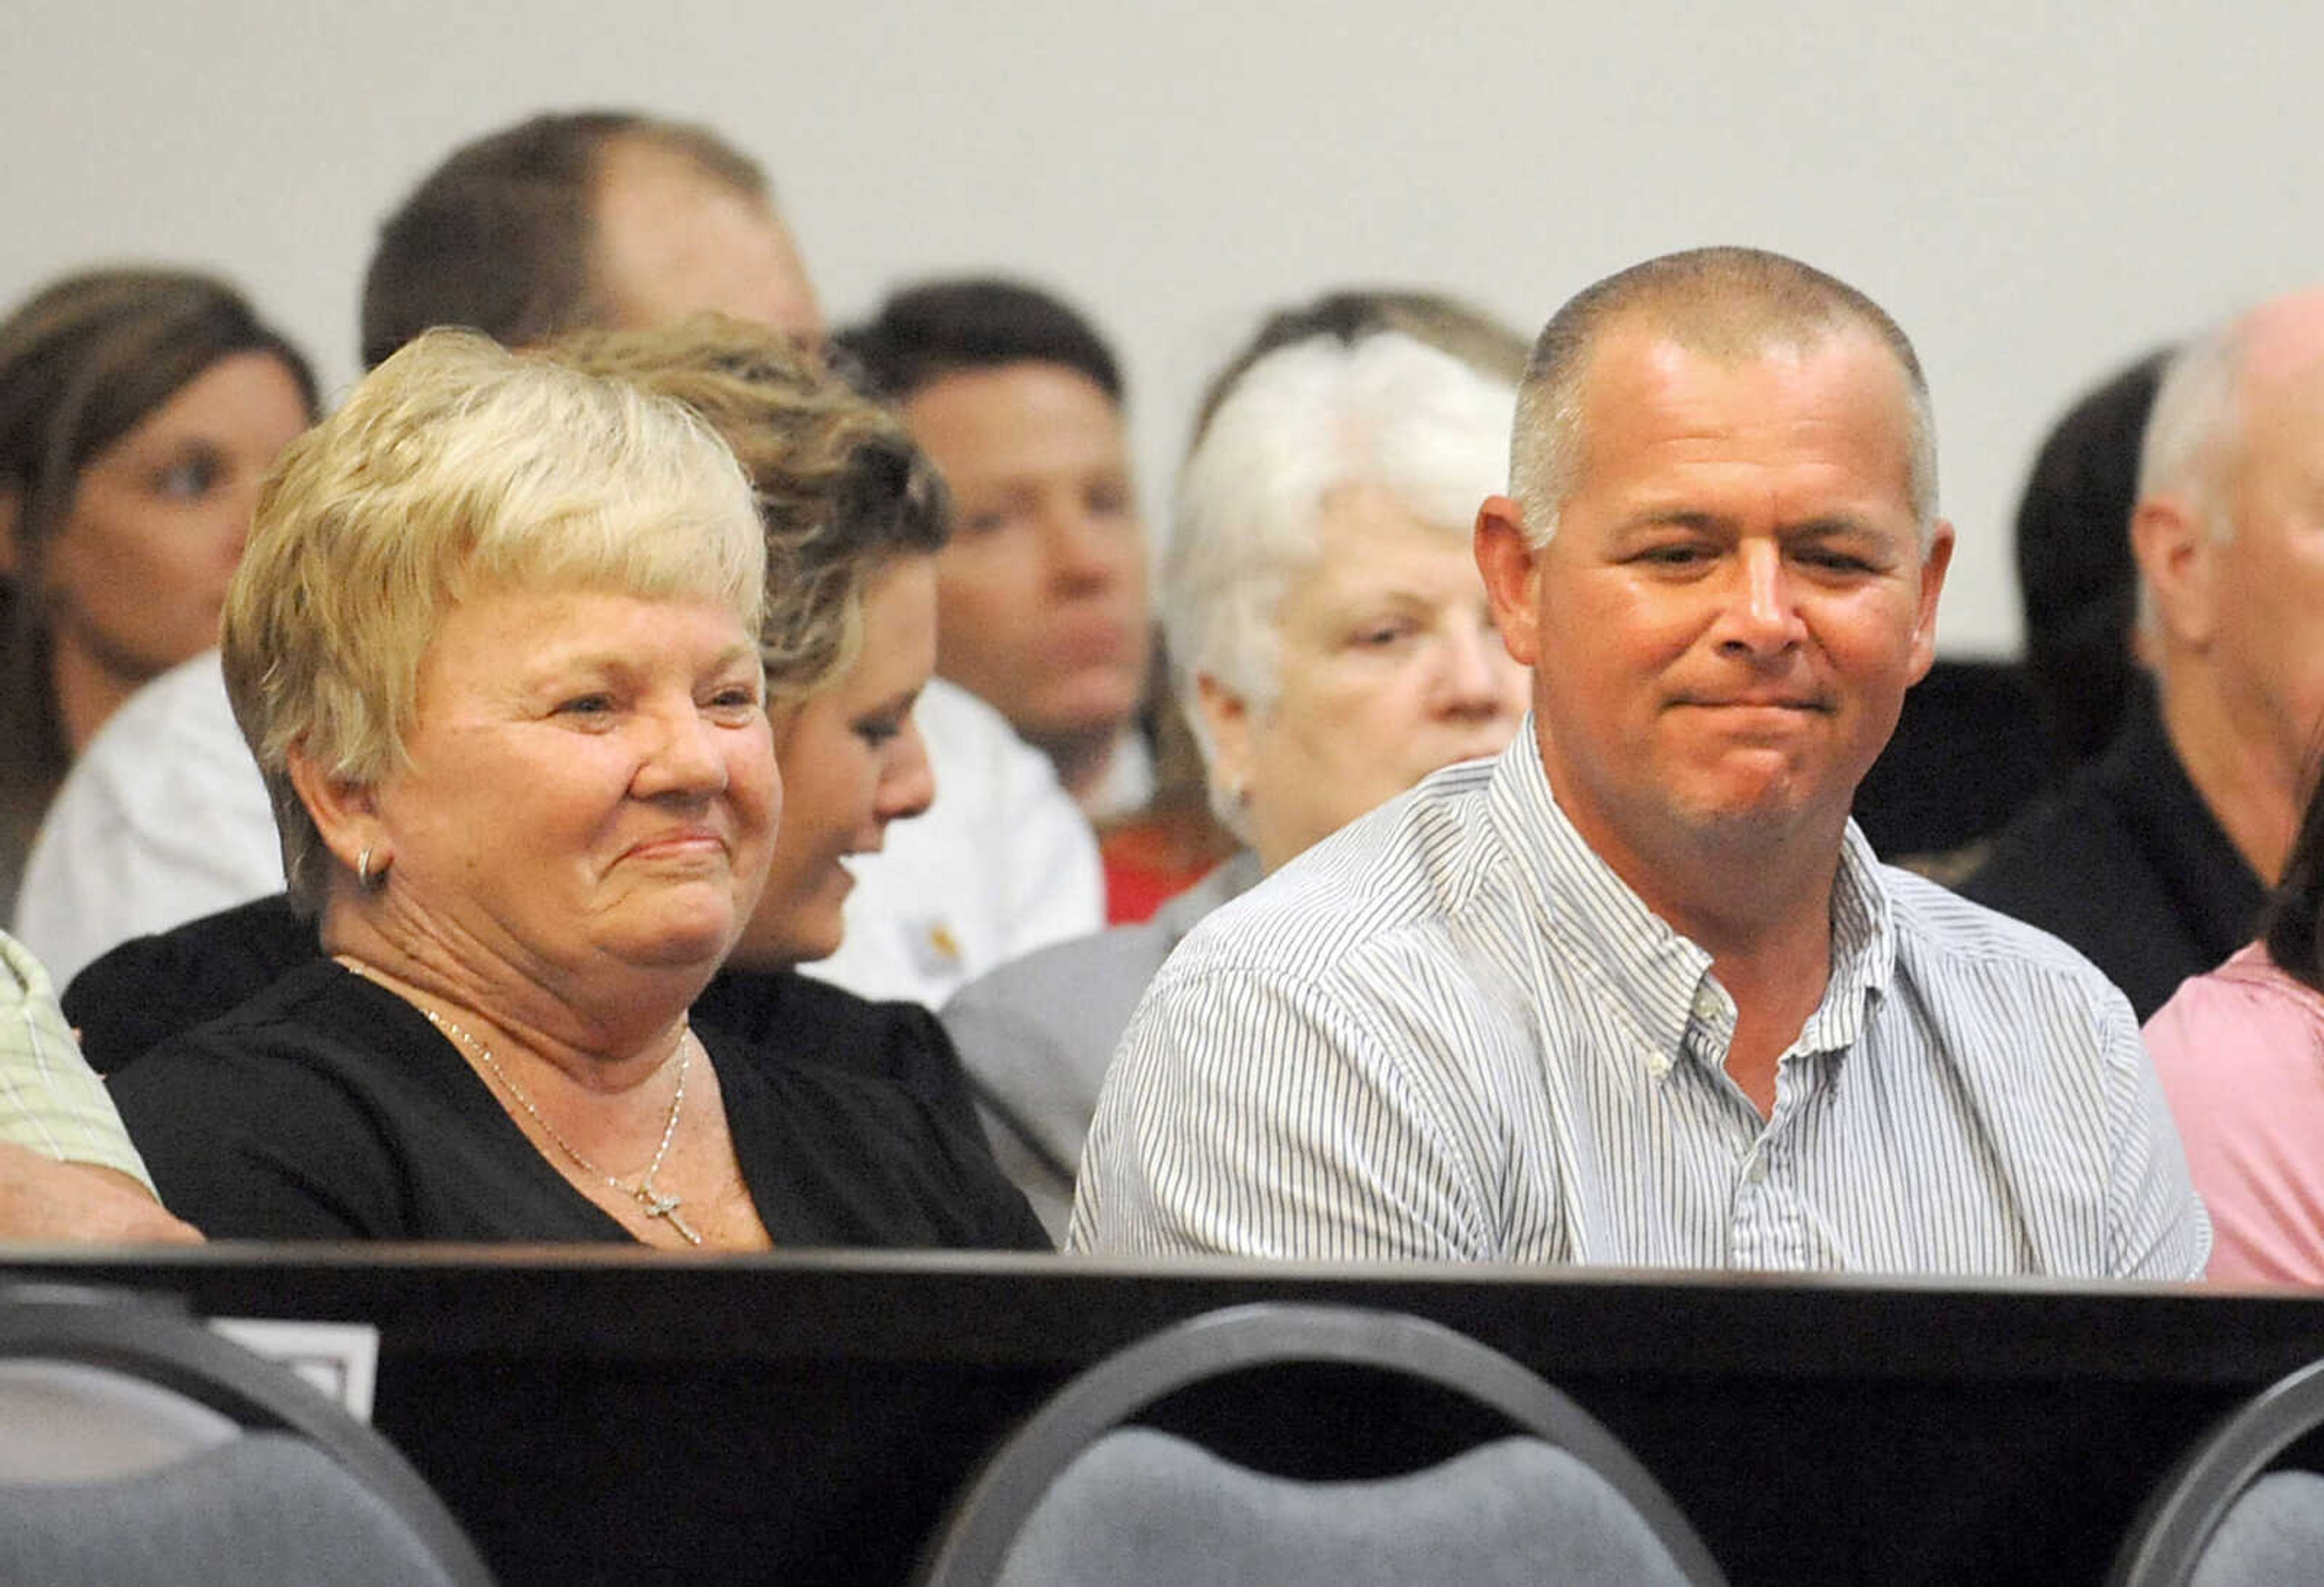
[2147,757,2324,1286]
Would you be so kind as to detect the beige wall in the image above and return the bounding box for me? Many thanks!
[7,0,2319,652]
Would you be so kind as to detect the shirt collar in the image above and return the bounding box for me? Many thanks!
[1802,823,1896,1055]
[0,931,55,1006]
[1486,721,1896,1064]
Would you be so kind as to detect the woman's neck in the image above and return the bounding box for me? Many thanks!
[323,902,697,1091]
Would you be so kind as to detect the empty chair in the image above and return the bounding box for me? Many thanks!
[916,1301,1725,1587]
[0,1287,495,1586]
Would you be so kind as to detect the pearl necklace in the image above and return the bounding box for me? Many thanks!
[409,994,701,1247]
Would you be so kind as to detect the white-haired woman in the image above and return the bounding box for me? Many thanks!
[109,330,1042,1248]
[942,293,1535,1234]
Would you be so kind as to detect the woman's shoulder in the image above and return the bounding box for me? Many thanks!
[2146,944,2324,1070]
[107,961,460,1240]
[161,955,407,1044]
[703,1023,1048,1252]
[67,895,324,1072]
[695,968,985,1138]
[697,965,937,1052]
[113,958,462,1122]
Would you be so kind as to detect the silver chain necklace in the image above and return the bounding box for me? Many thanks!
[418,1003,702,1247]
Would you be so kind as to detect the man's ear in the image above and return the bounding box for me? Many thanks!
[285,742,382,879]
[1192,673,1255,808]
[1905,519,1955,684]
[2132,494,2220,652]
[1474,494,1545,668]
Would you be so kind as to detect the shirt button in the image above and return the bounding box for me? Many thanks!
[1745,1155,1768,1184]
[1692,987,1722,1023]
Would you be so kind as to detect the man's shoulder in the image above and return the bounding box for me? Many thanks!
[1958,766,2148,916]
[948,911,1173,1020]
[1163,759,1508,992]
[1881,862,2133,1030]
[913,679,1065,799]
[952,853,1243,1008]
[1952,728,2253,1020]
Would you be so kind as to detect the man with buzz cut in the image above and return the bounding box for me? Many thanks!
[1069,246,2207,1278]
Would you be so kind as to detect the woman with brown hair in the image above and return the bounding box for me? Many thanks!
[0,269,314,913]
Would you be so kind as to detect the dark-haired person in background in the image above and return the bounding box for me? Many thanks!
[0,269,314,918]
[2011,349,2171,774]
[837,279,1153,819]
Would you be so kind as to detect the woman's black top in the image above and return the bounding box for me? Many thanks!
[70,895,985,1142]
[103,949,1048,1250]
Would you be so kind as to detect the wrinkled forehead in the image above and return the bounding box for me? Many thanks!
[1586,309,1912,399]
[1577,319,1917,454]
[1576,315,1930,525]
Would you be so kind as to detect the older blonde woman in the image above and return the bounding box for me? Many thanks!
[942,294,1534,1234]
[108,330,1042,1248]
[74,321,955,1114]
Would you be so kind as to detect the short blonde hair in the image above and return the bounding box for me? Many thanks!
[548,315,950,703]
[223,328,764,911]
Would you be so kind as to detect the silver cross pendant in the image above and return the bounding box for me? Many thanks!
[635,1187,703,1246]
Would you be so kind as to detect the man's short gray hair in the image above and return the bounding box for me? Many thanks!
[1508,246,1939,548]
[2136,313,2247,542]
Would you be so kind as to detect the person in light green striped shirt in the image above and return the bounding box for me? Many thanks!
[0,931,197,1242]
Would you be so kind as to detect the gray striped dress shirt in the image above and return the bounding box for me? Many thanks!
[1068,729,2210,1279]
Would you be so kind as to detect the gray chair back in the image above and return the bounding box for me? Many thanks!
[0,1288,496,1587]
[916,1301,1726,1587]
[2113,1355,2324,1585]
